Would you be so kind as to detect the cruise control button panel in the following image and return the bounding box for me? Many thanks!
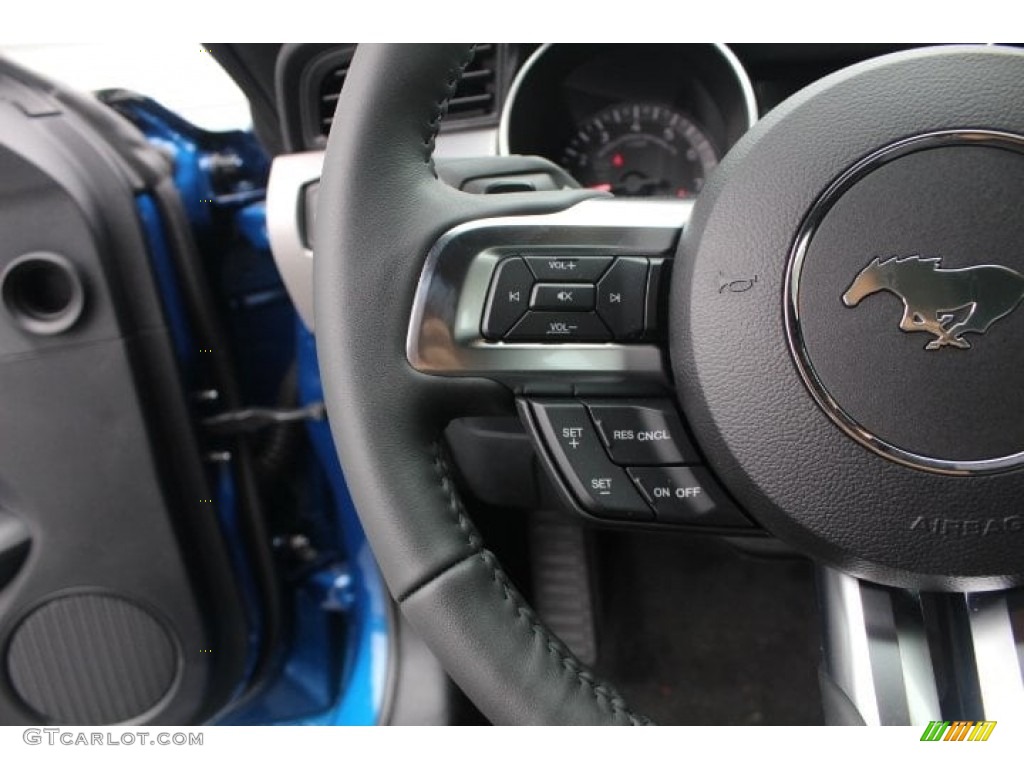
[523,397,757,531]
[530,401,652,521]
[586,400,699,465]
[628,467,753,528]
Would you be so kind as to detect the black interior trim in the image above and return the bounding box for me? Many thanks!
[0,58,251,724]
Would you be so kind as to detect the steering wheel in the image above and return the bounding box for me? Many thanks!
[315,44,1024,724]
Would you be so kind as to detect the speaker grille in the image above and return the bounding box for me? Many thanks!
[7,593,179,724]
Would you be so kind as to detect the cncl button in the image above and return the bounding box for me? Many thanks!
[627,466,752,528]
[587,400,698,465]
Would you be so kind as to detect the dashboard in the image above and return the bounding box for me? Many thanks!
[274,43,920,174]
[267,43,924,328]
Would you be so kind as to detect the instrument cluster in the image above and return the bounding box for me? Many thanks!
[500,44,757,197]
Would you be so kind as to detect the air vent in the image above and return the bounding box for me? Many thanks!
[314,45,499,141]
[445,44,498,120]
[316,55,351,138]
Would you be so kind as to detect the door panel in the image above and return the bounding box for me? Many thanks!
[0,62,249,725]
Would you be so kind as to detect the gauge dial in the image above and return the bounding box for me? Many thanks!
[560,102,719,198]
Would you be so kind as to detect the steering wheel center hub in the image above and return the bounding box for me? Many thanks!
[788,131,1024,474]
[673,47,1024,590]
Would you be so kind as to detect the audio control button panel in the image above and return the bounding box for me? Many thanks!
[481,254,669,342]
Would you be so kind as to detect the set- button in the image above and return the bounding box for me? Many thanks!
[530,401,652,521]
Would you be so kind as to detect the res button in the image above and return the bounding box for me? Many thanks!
[586,400,699,465]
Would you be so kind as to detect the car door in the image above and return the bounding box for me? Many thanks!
[0,57,264,725]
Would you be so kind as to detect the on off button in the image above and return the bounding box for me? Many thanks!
[628,466,752,528]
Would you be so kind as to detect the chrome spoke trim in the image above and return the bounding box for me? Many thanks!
[821,569,945,725]
[820,568,1024,724]
[820,569,887,725]
[266,151,322,330]
[406,198,689,387]
[266,132,501,331]
[967,591,1024,718]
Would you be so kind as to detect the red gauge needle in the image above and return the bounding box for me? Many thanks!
[589,183,613,192]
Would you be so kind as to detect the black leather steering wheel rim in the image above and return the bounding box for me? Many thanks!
[314,43,648,725]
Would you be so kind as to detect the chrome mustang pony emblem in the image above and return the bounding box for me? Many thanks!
[842,256,1024,349]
